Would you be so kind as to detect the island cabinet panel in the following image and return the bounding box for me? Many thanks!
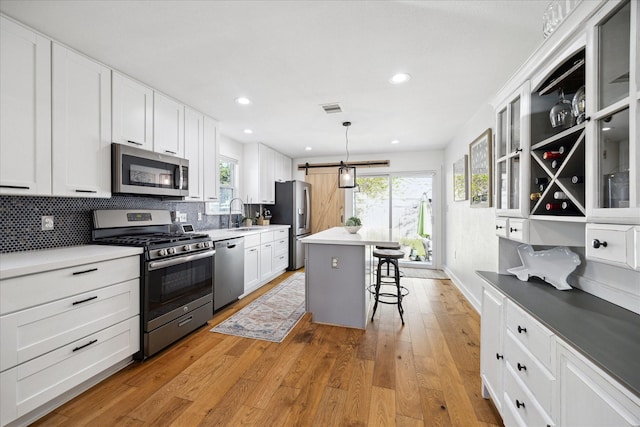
[305,243,367,329]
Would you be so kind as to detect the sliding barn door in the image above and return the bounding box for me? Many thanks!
[305,169,344,233]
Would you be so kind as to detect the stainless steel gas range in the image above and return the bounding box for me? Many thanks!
[92,209,214,359]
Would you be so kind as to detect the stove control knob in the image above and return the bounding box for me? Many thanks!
[183,244,190,251]
[167,247,176,255]
[197,242,205,249]
[158,249,167,257]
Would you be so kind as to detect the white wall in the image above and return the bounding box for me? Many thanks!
[442,104,498,312]
[293,150,445,268]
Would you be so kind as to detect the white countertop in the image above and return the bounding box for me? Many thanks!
[300,227,401,246]
[203,224,290,241]
[0,245,144,279]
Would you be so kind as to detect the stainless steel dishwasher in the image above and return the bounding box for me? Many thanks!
[214,237,245,311]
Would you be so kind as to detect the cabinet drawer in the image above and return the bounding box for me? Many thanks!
[1,255,140,314]
[496,218,508,238]
[505,329,555,415]
[274,228,288,239]
[260,231,275,244]
[273,252,288,272]
[244,233,261,248]
[508,219,528,243]
[0,279,139,372]
[586,224,639,271]
[504,364,554,427]
[274,237,288,256]
[505,300,554,370]
[0,317,139,426]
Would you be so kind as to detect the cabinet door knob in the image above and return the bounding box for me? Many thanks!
[515,400,525,409]
[496,353,504,360]
[496,225,503,230]
[510,227,518,232]
[517,363,527,371]
[592,239,608,249]
[514,148,523,153]
[517,325,527,334]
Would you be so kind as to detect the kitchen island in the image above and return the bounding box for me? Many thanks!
[301,227,401,329]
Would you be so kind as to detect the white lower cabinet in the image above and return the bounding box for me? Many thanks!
[0,252,141,427]
[481,284,505,412]
[557,341,640,427]
[242,228,289,296]
[481,283,640,427]
[243,233,261,294]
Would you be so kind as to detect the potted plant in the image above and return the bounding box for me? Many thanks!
[242,216,253,227]
[344,216,362,234]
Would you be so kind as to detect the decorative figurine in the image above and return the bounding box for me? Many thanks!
[507,244,581,290]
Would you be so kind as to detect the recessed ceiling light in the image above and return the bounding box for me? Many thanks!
[602,127,612,131]
[243,129,253,134]
[391,139,400,144]
[235,97,251,105]
[305,146,312,151]
[389,73,411,84]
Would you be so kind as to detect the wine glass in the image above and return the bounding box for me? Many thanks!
[550,89,574,129]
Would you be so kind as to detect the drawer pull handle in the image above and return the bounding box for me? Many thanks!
[515,400,525,409]
[178,316,193,327]
[510,227,518,232]
[0,184,30,189]
[72,295,98,305]
[517,363,527,371]
[75,189,97,193]
[73,267,98,275]
[592,239,608,249]
[73,339,97,352]
[496,353,504,360]
[496,225,503,230]
[517,325,527,334]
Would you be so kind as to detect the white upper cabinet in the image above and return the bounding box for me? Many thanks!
[51,43,111,198]
[243,143,276,205]
[111,72,153,150]
[203,116,219,201]
[184,107,204,201]
[495,81,531,218]
[153,92,184,157]
[274,150,292,183]
[0,17,52,196]
[586,0,639,224]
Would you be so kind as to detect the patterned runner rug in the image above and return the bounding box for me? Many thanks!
[210,272,305,342]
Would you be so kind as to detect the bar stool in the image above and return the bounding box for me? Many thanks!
[374,243,403,277]
[369,248,409,325]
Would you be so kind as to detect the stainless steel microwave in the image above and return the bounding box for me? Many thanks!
[112,143,189,197]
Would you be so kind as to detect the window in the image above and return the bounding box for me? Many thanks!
[205,156,238,214]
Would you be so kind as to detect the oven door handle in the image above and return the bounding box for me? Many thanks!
[148,250,215,271]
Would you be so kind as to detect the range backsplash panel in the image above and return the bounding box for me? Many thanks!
[0,196,237,253]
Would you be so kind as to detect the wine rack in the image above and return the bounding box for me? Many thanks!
[530,124,586,218]
[529,47,586,220]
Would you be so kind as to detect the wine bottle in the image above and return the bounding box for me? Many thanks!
[551,160,559,169]
[535,177,549,185]
[553,191,569,199]
[545,202,562,211]
[530,192,543,201]
[543,146,565,160]
[561,201,571,210]
[539,184,547,192]
[571,175,584,184]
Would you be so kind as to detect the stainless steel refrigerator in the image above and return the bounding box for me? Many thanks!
[271,180,311,270]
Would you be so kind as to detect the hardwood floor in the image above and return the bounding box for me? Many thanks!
[32,272,503,426]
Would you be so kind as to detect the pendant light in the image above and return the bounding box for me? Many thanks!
[338,121,356,188]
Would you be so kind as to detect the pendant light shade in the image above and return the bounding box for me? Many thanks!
[338,121,357,188]
[338,161,356,188]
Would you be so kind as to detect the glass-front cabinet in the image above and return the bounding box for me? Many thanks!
[587,0,639,224]
[495,82,530,218]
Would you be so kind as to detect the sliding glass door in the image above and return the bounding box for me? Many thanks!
[353,173,435,268]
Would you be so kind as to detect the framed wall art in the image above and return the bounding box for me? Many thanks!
[469,128,492,208]
[453,155,468,201]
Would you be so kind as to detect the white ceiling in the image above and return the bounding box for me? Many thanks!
[0,0,549,159]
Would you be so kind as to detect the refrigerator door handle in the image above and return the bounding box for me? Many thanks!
[304,186,311,231]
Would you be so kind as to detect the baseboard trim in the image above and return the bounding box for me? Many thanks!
[443,266,481,314]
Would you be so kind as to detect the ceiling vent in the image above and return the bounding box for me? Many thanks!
[321,103,342,114]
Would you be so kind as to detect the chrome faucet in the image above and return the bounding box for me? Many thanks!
[228,197,245,229]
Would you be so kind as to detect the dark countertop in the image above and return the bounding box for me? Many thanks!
[477,271,640,398]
